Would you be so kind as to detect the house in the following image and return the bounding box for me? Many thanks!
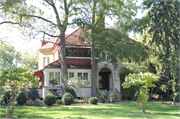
[34,28,125,101]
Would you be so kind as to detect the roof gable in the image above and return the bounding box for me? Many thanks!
[39,28,90,50]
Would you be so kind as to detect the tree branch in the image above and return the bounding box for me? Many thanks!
[51,1,62,28]
[39,31,60,38]
[0,21,23,26]
[19,14,57,26]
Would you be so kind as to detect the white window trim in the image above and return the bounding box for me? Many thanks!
[67,69,91,86]
[44,68,61,86]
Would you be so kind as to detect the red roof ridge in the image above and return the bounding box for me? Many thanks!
[65,27,83,40]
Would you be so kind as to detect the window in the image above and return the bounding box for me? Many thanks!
[43,57,50,67]
[49,72,54,80]
[78,73,82,78]
[66,48,91,57]
[69,72,74,78]
[54,51,58,61]
[49,72,60,85]
[83,73,88,80]
[78,72,88,80]
[47,57,50,64]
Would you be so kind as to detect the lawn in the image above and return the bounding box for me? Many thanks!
[0,102,179,119]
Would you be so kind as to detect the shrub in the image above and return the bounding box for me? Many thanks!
[44,93,56,106]
[28,87,39,101]
[3,92,11,104]
[174,93,179,102]
[62,93,74,105]
[49,79,61,97]
[83,98,89,103]
[0,94,4,104]
[97,90,111,103]
[65,86,77,99]
[16,92,28,105]
[56,100,62,104]
[88,97,98,104]
[39,97,43,100]
[74,99,78,104]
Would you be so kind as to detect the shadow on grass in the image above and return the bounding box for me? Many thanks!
[0,102,179,119]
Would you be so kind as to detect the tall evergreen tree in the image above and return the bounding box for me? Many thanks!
[141,0,180,98]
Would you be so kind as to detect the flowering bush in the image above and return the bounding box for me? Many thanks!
[110,92,117,103]
[97,90,111,103]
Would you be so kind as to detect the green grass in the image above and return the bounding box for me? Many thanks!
[0,102,179,119]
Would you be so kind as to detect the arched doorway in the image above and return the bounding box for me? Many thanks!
[99,67,111,91]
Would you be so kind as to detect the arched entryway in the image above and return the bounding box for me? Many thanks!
[98,67,112,91]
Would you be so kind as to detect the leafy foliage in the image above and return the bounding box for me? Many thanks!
[88,97,98,104]
[16,91,28,105]
[97,90,111,103]
[122,72,158,113]
[0,65,38,118]
[44,93,56,106]
[0,42,21,69]
[67,77,89,103]
[62,93,74,105]
[3,92,11,104]
[48,79,61,98]
[140,0,180,99]
[56,100,62,104]
[174,93,179,102]
[65,86,77,99]
[28,86,39,101]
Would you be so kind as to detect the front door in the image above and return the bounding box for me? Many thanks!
[99,72,111,90]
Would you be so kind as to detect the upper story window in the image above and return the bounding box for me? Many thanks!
[54,51,59,61]
[66,48,91,57]
[43,57,50,67]
[99,52,110,61]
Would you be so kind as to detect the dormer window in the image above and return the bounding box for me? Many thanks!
[43,57,50,67]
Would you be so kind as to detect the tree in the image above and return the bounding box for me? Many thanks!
[0,41,21,68]
[1,0,142,97]
[76,0,139,96]
[140,0,179,98]
[0,65,38,118]
[66,77,90,103]
[122,72,158,113]
[0,0,93,95]
[20,50,38,72]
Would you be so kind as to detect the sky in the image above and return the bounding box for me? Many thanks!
[0,0,147,54]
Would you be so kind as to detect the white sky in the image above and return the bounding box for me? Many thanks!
[0,0,147,54]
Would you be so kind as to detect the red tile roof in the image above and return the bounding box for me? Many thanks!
[45,59,91,69]
[65,28,90,46]
[33,69,43,77]
[39,28,90,50]
[39,37,59,50]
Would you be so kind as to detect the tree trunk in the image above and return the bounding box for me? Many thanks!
[141,105,146,113]
[59,32,67,96]
[8,106,14,118]
[91,1,97,97]
[164,10,171,99]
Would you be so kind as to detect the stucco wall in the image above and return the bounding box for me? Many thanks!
[38,49,53,70]
[117,58,124,73]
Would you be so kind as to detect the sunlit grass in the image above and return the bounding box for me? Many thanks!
[0,102,179,119]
